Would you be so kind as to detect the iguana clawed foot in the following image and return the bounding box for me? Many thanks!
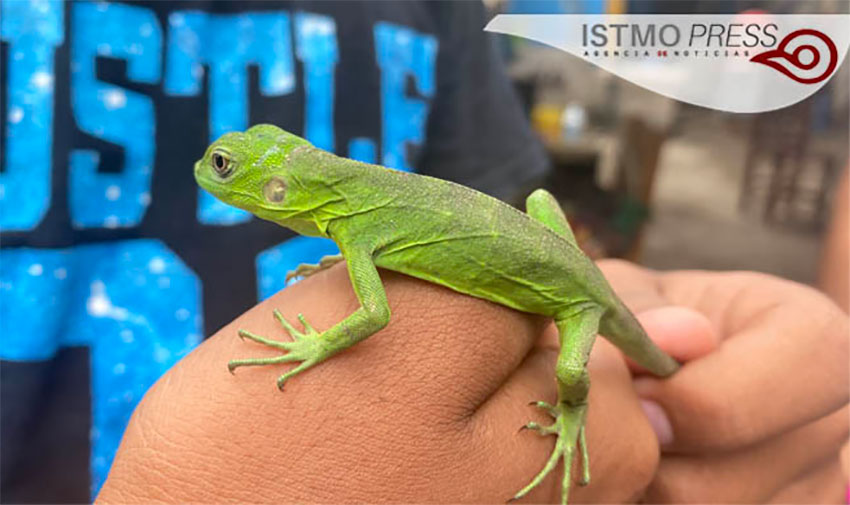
[227,309,330,390]
[513,400,590,505]
[285,254,344,283]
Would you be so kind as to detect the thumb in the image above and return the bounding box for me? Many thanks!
[627,306,719,447]
[626,306,719,373]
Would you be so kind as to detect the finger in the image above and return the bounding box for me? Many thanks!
[626,306,719,374]
[634,279,850,451]
[472,338,660,504]
[630,306,718,444]
[768,456,846,504]
[842,439,850,477]
[467,340,561,504]
[642,406,849,503]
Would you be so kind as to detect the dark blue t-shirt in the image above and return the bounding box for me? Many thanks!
[0,1,547,501]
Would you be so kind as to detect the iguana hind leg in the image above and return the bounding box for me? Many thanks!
[513,304,602,505]
[525,189,577,245]
[285,254,344,283]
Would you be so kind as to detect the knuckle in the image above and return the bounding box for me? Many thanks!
[673,381,754,450]
[628,424,661,493]
[644,462,707,503]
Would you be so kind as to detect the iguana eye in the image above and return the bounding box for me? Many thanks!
[211,151,233,178]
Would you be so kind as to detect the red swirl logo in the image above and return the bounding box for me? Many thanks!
[750,29,838,84]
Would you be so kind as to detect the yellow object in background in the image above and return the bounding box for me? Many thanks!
[531,104,564,143]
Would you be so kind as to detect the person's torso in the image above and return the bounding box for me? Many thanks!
[1,2,449,499]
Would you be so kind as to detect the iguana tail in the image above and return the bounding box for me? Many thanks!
[599,302,679,377]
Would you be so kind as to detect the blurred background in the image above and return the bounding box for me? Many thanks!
[488,0,849,288]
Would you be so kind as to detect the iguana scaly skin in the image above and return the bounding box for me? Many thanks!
[194,124,679,504]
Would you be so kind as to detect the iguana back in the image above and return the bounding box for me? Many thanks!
[322,158,612,319]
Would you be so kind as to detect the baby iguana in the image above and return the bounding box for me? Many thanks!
[194,124,679,504]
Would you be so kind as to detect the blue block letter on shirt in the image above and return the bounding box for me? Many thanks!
[295,12,338,152]
[68,2,161,229]
[165,10,295,225]
[374,23,438,171]
[0,241,202,498]
[0,0,64,231]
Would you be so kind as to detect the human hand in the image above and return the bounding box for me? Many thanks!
[600,260,850,503]
[96,263,661,504]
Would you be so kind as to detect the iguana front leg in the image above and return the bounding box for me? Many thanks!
[229,246,389,390]
[285,254,345,283]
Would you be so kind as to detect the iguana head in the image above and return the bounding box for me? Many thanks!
[194,124,327,236]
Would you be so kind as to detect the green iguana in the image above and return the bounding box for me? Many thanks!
[194,124,679,504]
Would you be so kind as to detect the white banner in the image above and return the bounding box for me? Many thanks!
[485,14,850,113]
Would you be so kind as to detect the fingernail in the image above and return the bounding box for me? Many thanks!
[640,399,674,446]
